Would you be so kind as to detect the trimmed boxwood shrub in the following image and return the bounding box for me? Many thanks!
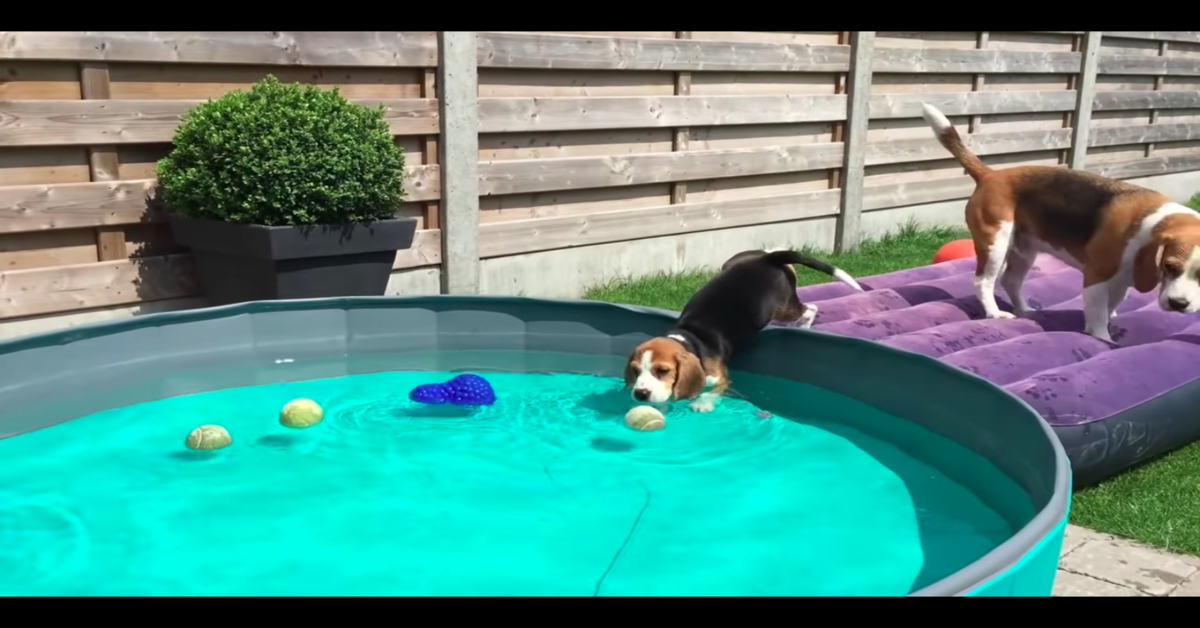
[156,75,406,227]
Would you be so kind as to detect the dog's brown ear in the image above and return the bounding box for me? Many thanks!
[673,351,706,401]
[1133,240,1166,293]
[623,354,639,388]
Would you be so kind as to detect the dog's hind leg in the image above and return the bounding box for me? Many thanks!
[772,290,818,329]
[972,218,1017,320]
[1000,238,1036,317]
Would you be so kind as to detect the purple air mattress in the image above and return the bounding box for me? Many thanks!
[779,254,1200,488]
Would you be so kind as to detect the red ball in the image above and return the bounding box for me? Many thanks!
[932,239,976,265]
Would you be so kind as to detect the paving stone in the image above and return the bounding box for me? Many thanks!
[1059,537,1200,596]
[1053,570,1149,596]
[1061,525,1113,557]
[1169,574,1200,597]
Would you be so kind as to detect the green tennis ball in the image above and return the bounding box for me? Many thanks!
[185,425,232,451]
[624,406,666,432]
[280,398,324,429]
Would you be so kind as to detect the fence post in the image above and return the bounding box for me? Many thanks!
[834,31,875,254]
[436,31,481,294]
[1068,31,1102,171]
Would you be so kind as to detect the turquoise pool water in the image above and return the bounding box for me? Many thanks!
[0,368,1016,596]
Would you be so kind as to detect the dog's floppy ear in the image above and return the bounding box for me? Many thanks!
[1133,240,1166,293]
[623,352,639,388]
[672,351,706,401]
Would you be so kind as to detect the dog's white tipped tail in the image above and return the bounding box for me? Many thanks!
[832,267,864,292]
[920,102,952,134]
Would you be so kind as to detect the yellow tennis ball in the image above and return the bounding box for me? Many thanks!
[185,425,232,451]
[624,406,666,432]
[280,398,324,429]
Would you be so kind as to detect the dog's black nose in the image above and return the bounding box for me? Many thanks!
[1168,297,1190,312]
[633,388,649,401]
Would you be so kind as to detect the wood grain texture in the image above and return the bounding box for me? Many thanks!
[0,90,1117,148]
[872,47,1080,74]
[836,31,874,253]
[1090,122,1200,147]
[868,90,1078,118]
[6,122,1163,235]
[867,128,1074,165]
[1102,32,1200,44]
[670,31,692,206]
[79,62,127,262]
[477,94,848,133]
[420,69,440,230]
[1098,54,1200,76]
[1086,152,1200,180]
[861,175,977,212]
[392,229,440,269]
[478,188,841,257]
[0,32,438,67]
[480,143,845,196]
[1091,90,1200,111]
[0,253,198,318]
[0,99,439,146]
[1068,32,1101,170]
[476,31,850,72]
[0,165,436,234]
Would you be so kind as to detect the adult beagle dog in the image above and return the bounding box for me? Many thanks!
[623,249,863,412]
[920,102,1200,343]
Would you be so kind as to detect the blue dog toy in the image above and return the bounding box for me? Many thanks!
[409,373,496,406]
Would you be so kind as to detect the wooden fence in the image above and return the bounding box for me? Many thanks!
[3,31,1200,331]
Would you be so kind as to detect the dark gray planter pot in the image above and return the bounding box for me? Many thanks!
[167,214,418,306]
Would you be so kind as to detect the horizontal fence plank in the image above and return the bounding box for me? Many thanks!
[479,143,845,196]
[869,90,1078,119]
[1086,153,1200,180]
[0,254,198,318]
[1089,122,1200,147]
[0,91,1134,148]
[866,128,1073,166]
[0,125,1079,233]
[477,94,848,133]
[862,176,977,212]
[479,189,842,258]
[1092,90,1200,111]
[1098,54,1200,76]
[1102,32,1200,44]
[0,229,441,319]
[0,99,440,147]
[0,31,438,66]
[477,31,851,72]
[393,229,441,269]
[872,48,1080,74]
[10,118,1188,235]
[0,166,438,234]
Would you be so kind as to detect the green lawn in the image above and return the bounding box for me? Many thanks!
[579,218,1200,557]
[583,221,968,310]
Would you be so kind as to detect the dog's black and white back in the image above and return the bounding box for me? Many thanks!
[624,248,863,412]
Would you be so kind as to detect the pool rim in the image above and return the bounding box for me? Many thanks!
[0,295,1070,596]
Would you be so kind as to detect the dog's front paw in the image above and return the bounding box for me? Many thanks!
[990,311,1018,320]
[689,398,716,413]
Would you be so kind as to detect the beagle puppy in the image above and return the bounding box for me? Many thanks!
[920,102,1200,343]
[624,249,863,412]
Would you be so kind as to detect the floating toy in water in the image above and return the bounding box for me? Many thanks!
[280,398,324,429]
[185,425,232,451]
[409,374,496,406]
[624,406,665,432]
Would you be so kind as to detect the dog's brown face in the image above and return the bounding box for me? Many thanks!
[1135,226,1200,313]
[623,337,707,403]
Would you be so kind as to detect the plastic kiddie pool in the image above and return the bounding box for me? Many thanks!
[0,296,1069,596]
[784,254,1200,488]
